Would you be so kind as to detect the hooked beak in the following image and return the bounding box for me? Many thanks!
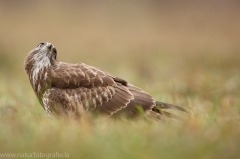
[45,42,57,55]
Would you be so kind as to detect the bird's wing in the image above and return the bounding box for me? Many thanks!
[43,84,133,116]
[48,62,134,116]
[50,62,116,88]
[47,62,187,118]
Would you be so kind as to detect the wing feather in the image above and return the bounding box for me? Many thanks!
[44,82,134,117]
[51,62,115,88]
[46,61,186,119]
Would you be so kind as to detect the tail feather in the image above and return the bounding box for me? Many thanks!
[151,101,188,120]
[156,101,188,113]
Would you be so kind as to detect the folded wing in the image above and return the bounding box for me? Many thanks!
[46,62,187,119]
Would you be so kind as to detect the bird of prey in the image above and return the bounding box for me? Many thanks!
[24,42,187,120]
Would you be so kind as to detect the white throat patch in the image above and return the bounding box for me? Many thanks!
[30,50,51,91]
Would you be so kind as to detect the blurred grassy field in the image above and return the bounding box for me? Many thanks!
[0,1,240,158]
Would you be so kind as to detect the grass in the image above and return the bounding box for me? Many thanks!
[1,56,240,158]
[1,1,240,159]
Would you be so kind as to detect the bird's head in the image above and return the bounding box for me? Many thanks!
[24,42,57,73]
[35,42,57,62]
[24,42,57,95]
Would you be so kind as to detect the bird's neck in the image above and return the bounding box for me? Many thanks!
[29,64,52,104]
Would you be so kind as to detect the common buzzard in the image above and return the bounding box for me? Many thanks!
[24,42,187,120]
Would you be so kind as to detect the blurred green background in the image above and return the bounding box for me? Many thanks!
[0,1,240,158]
[1,0,239,82]
[1,0,240,109]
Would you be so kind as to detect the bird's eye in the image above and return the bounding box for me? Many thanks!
[52,48,57,59]
[37,42,45,48]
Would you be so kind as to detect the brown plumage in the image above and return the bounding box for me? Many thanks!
[24,42,187,120]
